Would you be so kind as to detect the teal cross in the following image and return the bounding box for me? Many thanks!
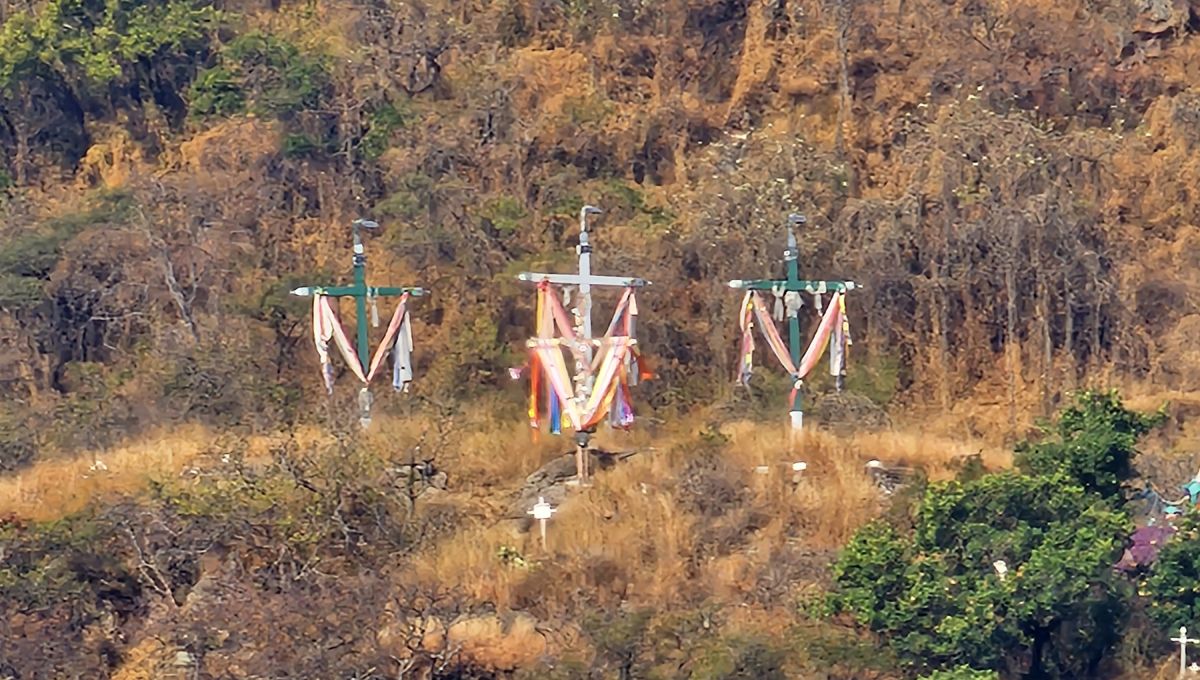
[727,213,857,430]
[290,218,427,426]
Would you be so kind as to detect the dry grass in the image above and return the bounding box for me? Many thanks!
[0,395,1017,640]
[406,415,1006,617]
[0,423,330,522]
[0,424,211,521]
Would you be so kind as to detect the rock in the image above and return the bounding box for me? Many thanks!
[445,612,548,671]
[1134,0,1189,34]
[808,392,891,432]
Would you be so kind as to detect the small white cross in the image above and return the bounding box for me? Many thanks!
[1172,626,1200,677]
[528,497,557,551]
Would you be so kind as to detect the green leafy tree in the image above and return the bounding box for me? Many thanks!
[188,32,330,119]
[1143,510,1200,632]
[831,472,1130,677]
[1015,389,1165,503]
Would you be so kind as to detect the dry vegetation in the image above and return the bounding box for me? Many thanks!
[0,406,1005,678]
[5,0,1200,675]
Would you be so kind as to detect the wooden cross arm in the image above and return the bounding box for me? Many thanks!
[517,272,651,287]
[726,278,858,293]
[290,285,428,297]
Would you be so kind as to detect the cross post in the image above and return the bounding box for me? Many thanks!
[528,496,557,551]
[1173,626,1200,678]
[728,213,858,432]
[518,206,650,484]
[290,218,427,428]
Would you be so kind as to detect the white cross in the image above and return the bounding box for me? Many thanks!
[1172,626,1200,677]
[527,496,557,551]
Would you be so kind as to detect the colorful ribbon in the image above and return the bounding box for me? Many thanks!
[736,290,846,385]
[525,283,646,435]
[311,293,413,393]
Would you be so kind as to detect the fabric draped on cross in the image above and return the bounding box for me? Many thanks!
[526,281,650,433]
[737,290,850,393]
[312,293,414,394]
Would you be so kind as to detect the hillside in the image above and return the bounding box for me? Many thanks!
[5,0,1200,677]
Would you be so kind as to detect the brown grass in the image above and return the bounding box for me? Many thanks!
[0,423,331,522]
[405,415,1005,616]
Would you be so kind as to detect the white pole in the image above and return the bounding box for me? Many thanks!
[529,496,557,552]
[578,206,599,368]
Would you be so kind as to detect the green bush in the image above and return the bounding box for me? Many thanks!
[0,0,221,94]
[479,195,528,233]
[189,32,329,120]
[0,190,134,311]
[187,66,244,117]
[359,101,413,160]
[0,407,38,473]
[1143,510,1200,632]
[831,471,1130,677]
[690,633,788,680]
[1015,389,1165,503]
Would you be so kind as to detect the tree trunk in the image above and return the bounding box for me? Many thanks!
[833,0,857,195]
[1037,233,1053,416]
[932,282,949,407]
[1065,277,1075,390]
[1006,217,1019,435]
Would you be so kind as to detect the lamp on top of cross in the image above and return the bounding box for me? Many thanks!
[728,212,858,432]
[290,218,427,428]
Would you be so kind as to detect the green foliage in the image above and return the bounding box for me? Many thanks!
[844,352,901,406]
[918,668,1000,680]
[0,512,137,615]
[496,545,533,569]
[187,66,244,117]
[562,93,613,126]
[189,32,329,119]
[160,332,300,430]
[0,273,46,310]
[1015,389,1165,502]
[0,190,135,311]
[689,633,788,680]
[378,172,435,221]
[427,313,507,399]
[0,0,221,94]
[0,406,38,473]
[282,133,321,158]
[831,471,1130,677]
[478,195,528,233]
[1143,510,1200,632]
[583,608,654,677]
[791,621,898,676]
[359,101,413,160]
[51,361,134,452]
[595,179,674,232]
[548,192,585,218]
[151,435,425,584]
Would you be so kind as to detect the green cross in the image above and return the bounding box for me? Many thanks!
[727,213,857,430]
[290,219,427,425]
